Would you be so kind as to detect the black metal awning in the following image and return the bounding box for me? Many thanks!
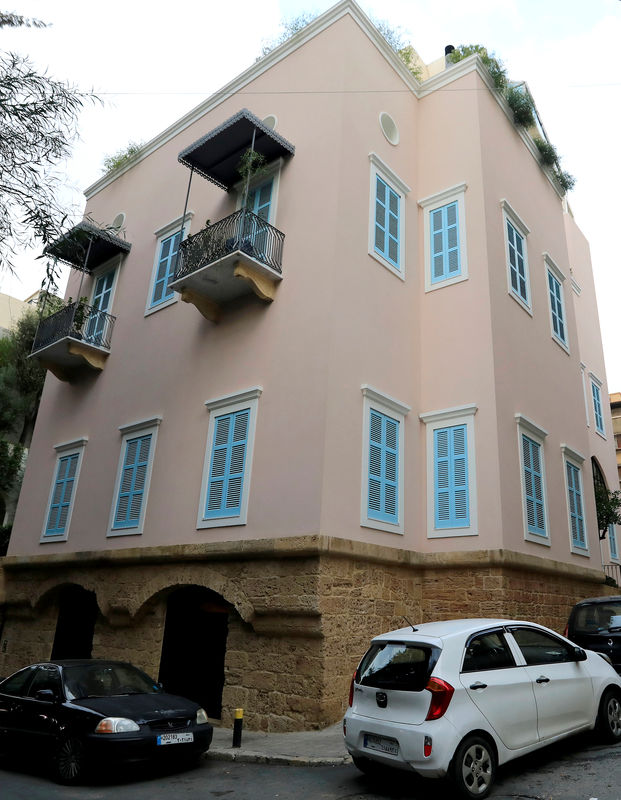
[178,109,295,191]
[44,220,132,272]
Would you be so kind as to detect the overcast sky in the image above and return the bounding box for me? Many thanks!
[2,0,620,387]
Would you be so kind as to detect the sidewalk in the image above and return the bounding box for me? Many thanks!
[206,721,352,767]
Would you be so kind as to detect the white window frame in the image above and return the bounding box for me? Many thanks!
[41,438,87,543]
[89,255,121,312]
[561,444,589,556]
[368,153,410,280]
[108,416,161,537]
[419,183,468,292]
[420,404,478,539]
[589,373,606,439]
[234,158,283,224]
[515,414,550,546]
[544,253,569,352]
[581,363,590,428]
[501,199,532,314]
[197,387,262,529]
[361,385,410,534]
[145,213,193,317]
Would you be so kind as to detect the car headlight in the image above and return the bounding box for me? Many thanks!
[95,717,140,733]
[196,708,209,725]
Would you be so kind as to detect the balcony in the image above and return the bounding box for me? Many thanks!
[31,301,116,382]
[168,210,284,321]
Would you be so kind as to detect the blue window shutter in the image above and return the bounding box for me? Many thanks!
[547,271,566,344]
[592,382,604,434]
[45,453,79,536]
[151,230,182,307]
[205,409,249,519]
[114,434,152,529]
[367,409,399,524]
[434,425,469,529]
[610,524,618,560]
[507,220,528,303]
[374,176,400,269]
[566,462,585,547]
[246,179,273,221]
[521,435,546,536]
[430,202,460,284]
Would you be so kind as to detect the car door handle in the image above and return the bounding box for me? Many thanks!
[536,676,550,684]
[469,682,487,690]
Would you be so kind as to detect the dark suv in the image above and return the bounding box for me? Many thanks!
[566,596,621,674]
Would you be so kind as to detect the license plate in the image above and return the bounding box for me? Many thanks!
[363,733,399,755]
[157,732,194,745]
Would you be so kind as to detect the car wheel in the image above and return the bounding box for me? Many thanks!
[352,755,381,775]
[597,688,621,743]
[450,735,496,799]
[52,735,85,784]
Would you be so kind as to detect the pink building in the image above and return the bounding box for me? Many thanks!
[1,1,618,730]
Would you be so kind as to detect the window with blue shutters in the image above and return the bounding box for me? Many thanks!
[547,268,567,346]
[44,454,79,537]
[430,202,461,284]
[109,418,160,537]
[198,387,262,529]
[421,404,477,538]
[610,524,618,560]
[566,461,586,549]
[113,434,152,529]
[506,220,528,305]
[42,440,86,542]
[361,386,410,534]
[521,434,546,537]
[374,176,400,270]
[368,155,409,278]
[368,409,399,524]
[434,424,469,529]
[591,380,605,435]
[150,230,182,308]
[205,409,249,519]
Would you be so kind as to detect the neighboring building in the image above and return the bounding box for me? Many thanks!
[0,1,618,731]
[0,292,29,338]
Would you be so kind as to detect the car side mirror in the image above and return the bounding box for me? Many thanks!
[573,647,587,662]
[34,689,57,703]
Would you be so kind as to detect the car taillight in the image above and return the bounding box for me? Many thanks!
[425,677,454,720]
[348,671,356,707]
[564,623,569,637]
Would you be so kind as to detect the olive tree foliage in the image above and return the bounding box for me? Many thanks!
[594,482,621,541]
[0,12,96,287]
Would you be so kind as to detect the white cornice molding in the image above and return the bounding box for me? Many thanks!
[561,444,585,465]
[419,404,478,425]
[119,416,163,435]
[368,153,411,194]
[205,386,263,411]
[54,437,88,452]
[418,182,467,209]
[515,413,548,440]
[361,385,411,416]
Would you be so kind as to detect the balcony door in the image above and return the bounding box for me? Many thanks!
[242,179,273,259]
[85,268,115,345]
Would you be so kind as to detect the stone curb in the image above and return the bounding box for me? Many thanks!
[207,748,352,767]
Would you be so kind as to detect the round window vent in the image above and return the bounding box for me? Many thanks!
[379,112,399,145]
[111,212,126,232]
[262,114,277,130]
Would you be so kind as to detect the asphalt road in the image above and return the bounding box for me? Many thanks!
[1,734,620,800]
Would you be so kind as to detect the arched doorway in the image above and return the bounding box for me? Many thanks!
[158,586,231,719]
[51,584,99,659]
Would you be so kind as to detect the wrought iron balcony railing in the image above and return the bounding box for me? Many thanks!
[174,209,284,282]
[32,301,116,355]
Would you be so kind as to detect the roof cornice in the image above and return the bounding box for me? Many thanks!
[85,0,419,199]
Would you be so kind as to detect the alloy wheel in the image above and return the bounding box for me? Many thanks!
[461,742,493,796]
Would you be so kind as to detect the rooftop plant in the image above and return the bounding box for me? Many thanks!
[102,141,143,174]
[449,45,574,194]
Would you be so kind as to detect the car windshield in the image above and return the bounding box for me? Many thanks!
[574,602,621,634]
[63,663,161,700]
[357,642,439,691]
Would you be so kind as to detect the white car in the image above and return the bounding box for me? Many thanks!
[344,618,621,798]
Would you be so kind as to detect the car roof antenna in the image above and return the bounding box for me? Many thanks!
[402,616,418,632]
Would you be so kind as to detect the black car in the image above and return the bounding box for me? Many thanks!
[0,659,213,783]
[566,596,621,674]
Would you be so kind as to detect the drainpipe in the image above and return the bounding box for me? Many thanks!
[174,166,194,277]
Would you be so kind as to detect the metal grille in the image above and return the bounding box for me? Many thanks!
[604,564,621,587]
[148,717,191,732]
[32,301,116,354]
[175,209,284,281]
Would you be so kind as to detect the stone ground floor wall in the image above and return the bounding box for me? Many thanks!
[0,536,614,730]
